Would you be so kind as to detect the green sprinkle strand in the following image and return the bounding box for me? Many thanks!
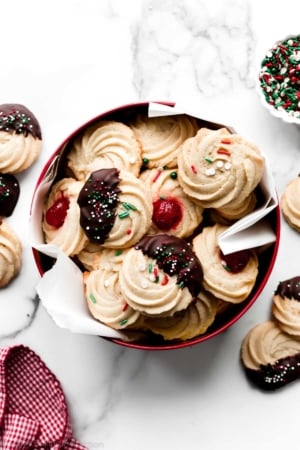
[123,202,137,211]
[119,319,128,326]
[89,293,97,304]
[204,156,213,163]
[118,211,130,219]
[115,249,123,256]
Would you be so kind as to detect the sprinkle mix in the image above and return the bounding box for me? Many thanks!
[0,109,33,135]
[259,35,300,119]
[202,139,232,177]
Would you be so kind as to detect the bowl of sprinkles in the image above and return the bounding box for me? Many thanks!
[258,34,300,124]
[31,101,280,350]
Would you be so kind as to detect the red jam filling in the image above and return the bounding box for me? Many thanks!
[219,248,251,273]
[45,193,70,228]
[152,196,183,231]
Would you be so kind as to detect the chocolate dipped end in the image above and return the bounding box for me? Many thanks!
[275,276,300,301]
[244,353,300,391]
[0,173,20,216]
[0,103,42,139]
[78,168,121,244]
[136,234,203,297]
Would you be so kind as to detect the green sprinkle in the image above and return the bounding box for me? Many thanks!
[204,156,213,163]
[142,158,149,165]
[120,319,128,326]
[178,281,185,288]
[115,249,123,256]
[89,293,97,304]
[118,211,130,219]
[148,262,153,273]
[170,171,177,179]
[123,202,137,211]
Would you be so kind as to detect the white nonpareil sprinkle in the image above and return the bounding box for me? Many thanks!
[129,156,136,164]
[141,280,148,289]
[205,168,216,176]
[104,280,110,287]
[216,161,224,168]
[224,162,231,170]
[138,263,147,271]
[149,274,156,282]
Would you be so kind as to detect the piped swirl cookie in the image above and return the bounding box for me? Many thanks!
[129,114,198,169]
[43,178,88,256]
[241,320,300,390]
[281,175,300,232]
[178,127,264,208]
[192,224,259,303]
[119,234,203,316]
[0,220,22,287]
[0,103,42,173]
[83,267,142,330]
[77,168,152,249]
[272,276,300,336]
[140,168,203,238]
[144,289,218,340]
[67,120,142,180]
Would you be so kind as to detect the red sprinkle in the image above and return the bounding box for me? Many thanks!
[152,170,162,183]
[153,267,159,278]
[217,148,231,156]
[191,165,197,174]
[122,303,129,312]
[220,139,231,144]
[126,229,132,235]
[161,274,169,286]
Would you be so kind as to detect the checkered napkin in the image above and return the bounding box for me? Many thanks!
[0,345,87,449]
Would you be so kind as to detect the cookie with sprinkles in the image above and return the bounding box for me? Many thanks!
[0,103,42,173]
[67,120,142,180]
[178,127,264,209]
[78,168,153,249]
[258,35,300,121]
[119,234,203,316]
[241,320,300,390]
[272,276,300,336]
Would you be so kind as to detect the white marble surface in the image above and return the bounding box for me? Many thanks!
[1,0,300,448]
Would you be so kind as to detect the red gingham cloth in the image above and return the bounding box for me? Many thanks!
[0,345,87,449]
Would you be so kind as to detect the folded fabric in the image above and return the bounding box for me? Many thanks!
[0,345,87,449]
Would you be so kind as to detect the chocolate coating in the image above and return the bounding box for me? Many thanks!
[77,168,121,244]
[0,103,42,139]
[275,276,300,301]
[0,173,20,216]
[136,234,203,296]
[245,353,300,390]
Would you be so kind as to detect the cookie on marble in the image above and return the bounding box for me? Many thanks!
[129,114,198,169]
[192,224,259,303]
[119,234,203,317]
[281,175,300,232]
[67,120,142,180]
[144,289,218,341]
[272,276,300,336]
[0,220,22,288]
[0,103,42,173]
[77,168,152,249]
[139,168,203,238]
[241,320,300,390]
[42,177,89,256]
[177,127,264,208]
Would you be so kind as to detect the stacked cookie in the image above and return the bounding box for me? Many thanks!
[42,112,266,342]
[0,104,43,287]
[241,276,300,390]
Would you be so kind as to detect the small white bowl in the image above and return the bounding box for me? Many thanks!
[257,34,300,125]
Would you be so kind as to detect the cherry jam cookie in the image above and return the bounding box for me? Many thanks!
[0,103,42,173]
[140,168,203,238]
[193,224,259,303]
